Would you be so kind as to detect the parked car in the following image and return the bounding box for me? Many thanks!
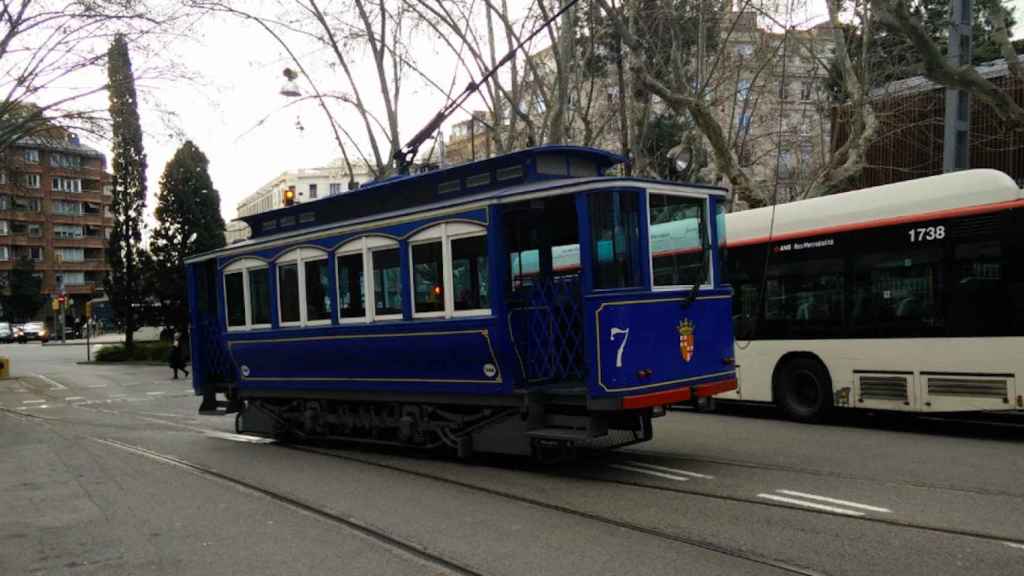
[0,322,12,343]
[16,321,49,343]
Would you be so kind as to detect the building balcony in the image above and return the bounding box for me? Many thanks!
[49,213,111,227]
[53,236,106,249]
[0,209,46,222]
[55,259,109,272]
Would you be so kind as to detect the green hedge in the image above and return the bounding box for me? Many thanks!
[94,341,173,363]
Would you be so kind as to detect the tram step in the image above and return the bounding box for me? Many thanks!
[526,427,597,441]
[198,397,242,416]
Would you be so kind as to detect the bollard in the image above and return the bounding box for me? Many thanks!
[0,356,9,379]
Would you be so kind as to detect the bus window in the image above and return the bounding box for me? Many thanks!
[649,193,705,287]
[950,240,1006,336]
[765,257,844,337]
[590,190,640,289]
[849,247,944,337]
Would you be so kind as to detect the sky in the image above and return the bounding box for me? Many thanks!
[67,0,1024,226]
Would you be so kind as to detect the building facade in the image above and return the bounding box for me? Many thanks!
[226,159,375,244]
[0,133,113,318]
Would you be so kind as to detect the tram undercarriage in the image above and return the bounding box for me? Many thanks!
[234,394,653,458]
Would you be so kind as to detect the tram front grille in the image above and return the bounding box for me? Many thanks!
[927,377,1008,399]
[858,375,909,402]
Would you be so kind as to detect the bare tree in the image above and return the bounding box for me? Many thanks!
[0,0,180,151]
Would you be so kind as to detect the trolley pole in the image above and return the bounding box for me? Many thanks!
[943,0,972,172]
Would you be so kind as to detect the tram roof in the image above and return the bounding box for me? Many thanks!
[237,145,625,242]
[726,169,1023,244]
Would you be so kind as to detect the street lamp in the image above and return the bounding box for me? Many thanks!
[280,67,301,98]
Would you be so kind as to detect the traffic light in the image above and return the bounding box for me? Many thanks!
[283,186,296,206]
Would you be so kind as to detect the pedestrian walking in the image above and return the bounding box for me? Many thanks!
[169,334,189,379]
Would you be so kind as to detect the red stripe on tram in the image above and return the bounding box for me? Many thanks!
[726,198,1024,249]
[621,378,737,409]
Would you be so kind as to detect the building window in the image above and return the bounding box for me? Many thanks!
[0,195,7,210]
[0,172,6,185]
[0,246,8,261]
[30,246,43,262]
[49,153,81,169]
[649,193,707,288]
[28,224,41,237]
[59,271,86,286]
[737,79,751,101]
[54,224,84,239]
[52,177,82,193]
[23,149,39,163]
[0,221,7,236]
[308,183,318,199]
[13,197,41,212]
[590,190,641,289]
[329,182,342,196]
[409,222,489,318]
[276,247,331,327]
[800,80,814,101]
[53,200,82,215]
[57,248,84,262]
[24,173,40,188]
[335,236,400,322]
[224,259,271,330]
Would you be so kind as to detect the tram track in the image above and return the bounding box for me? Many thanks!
[11,403,1024,571]
[280,442,1024,552]
[88,436,488,576]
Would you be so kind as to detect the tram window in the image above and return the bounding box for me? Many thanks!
[510,249,540,289]
[716,203,728,283]
[649,194,706,287]
[372,248,402,317]
[304,258,331,321]
[412,241,445,314]
[452,235,488,311]
[537,154,568,176]
[225,272,246,327]
[248,269,271,325]
[590,190,640,289]
[278,263,301,324]
[336,253,365,319]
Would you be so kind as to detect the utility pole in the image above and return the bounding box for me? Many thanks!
[943,0,972,172]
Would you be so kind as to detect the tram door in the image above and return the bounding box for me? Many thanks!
[505,195,585,385]
[190,260,236,393]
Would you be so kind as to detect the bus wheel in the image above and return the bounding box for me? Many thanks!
[775,357,831,422]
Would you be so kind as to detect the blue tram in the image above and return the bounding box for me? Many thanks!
[185,146,736,456]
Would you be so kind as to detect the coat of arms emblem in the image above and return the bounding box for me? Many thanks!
[677,319,695,363]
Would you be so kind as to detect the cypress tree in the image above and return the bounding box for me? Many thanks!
[105,34,147,352]
[150,140,226,334]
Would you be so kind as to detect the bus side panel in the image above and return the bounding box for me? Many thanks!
[584,291,735,398]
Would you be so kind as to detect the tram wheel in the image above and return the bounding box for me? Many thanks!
[775,357,831,423]
[691,395,717,413]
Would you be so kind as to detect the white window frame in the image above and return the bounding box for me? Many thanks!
[408,222,489,319]
[23,149,39,163]
[223,258,271,332]
[647,190,715,292]
[0,246,8,261]
[24,173,40,188]
[275,247,331,328]
[0,221,7,236]
[336,236,400,323]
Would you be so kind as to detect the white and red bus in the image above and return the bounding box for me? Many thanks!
[720,169,1024,420]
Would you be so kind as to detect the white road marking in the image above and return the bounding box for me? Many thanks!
[27,404,50,409]
[757,493,865,517]
[609,464,690,482]
[776,490,892,513]
[109,394,127,399]
[85,384,107,388]
[146,391,166,396]
[204,431,275,444]
[624,460,715,479]
[34,374,66,390]
[64,396,84,402]
[1004,542,1024,550]
[22,399,46,404]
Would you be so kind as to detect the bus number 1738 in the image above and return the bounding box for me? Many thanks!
[908,225,946,243]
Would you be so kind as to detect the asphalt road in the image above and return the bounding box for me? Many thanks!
[1,341,1022,575]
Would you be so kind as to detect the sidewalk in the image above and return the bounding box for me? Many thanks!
[42,326,163,346]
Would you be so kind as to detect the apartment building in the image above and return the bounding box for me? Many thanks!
[0,132,113,315]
